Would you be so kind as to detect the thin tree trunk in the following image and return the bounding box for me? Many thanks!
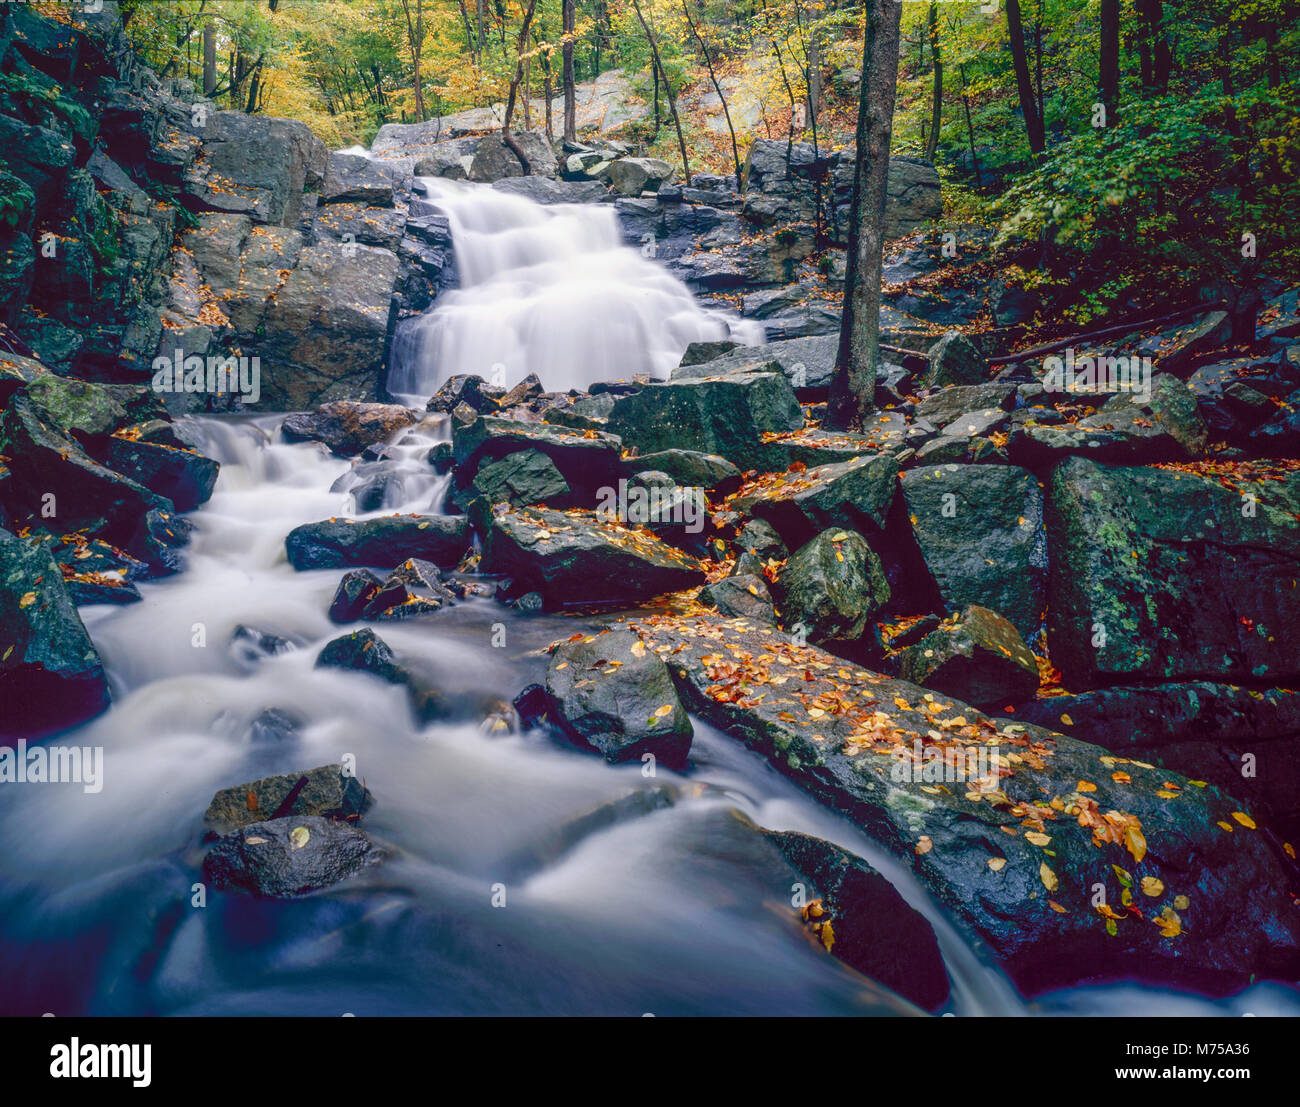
[925,2,942,161]
[630,0,690,185]
[828,0,902,430]
[681,0,741,181]
[1099,0,1119,123]
[501,0,541,172]
[476,0,484,61]
[562,0,577,142]
[401,0,427,122]
[202,21,217,97]
[958,61,981,188]
[1005,0,1044,154]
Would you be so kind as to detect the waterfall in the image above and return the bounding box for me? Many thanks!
[387,178,764,402]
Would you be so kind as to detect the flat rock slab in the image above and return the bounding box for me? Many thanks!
[1046,457,1300,686]
[747,453,900,549]
[203,815,383,899]
[625,612,1300,996]
[285,514,470,571]
[481,505,705,607]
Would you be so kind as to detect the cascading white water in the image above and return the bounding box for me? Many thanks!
[387,178,765,401]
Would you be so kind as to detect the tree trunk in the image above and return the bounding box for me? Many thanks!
[827,0,902,430]
[501,0,541,173]
[401,0,427,122]
[562,0,577,142]
[681,0,741,181]
[476,0,484,61]
[925,2,941,161]
[958,60,981,188]
[630,0,691,185]
[1005,0,1044,154]
[202,21,217,97]
[1099,0,1119,123]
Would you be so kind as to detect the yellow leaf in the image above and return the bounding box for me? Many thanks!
[1231,811,1256,829]
[1076,780,1097,793]
[1025,831,1051,847]
[1059,713,1074,726]
[1153,906,1182,939]
[18,591,37,609]
[1217,820,1234,832]
[1124,824,1147,863]
[1040,863,1058,892]
[820,919,835,952]
[893,697,911,711]
[653,704,674,717]
[987,857,1006,871]
[1047,899,1068,914]
[1174,894,1190,911]
[1140,876,1164,897]
[915,836,933,855]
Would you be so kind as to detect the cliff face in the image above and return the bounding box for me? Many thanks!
[0,1,452,411]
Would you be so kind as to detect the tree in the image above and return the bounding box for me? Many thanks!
[562,0,576,142]
[925,1,942,162]
[827,0,902,430]
[680,0,742,182]
[203,19,217,96]
[400,0,427,121]
[501,0,541,171]
[1005,0,1045,154]
[1099,0,1119,123]
[630,0,691,185]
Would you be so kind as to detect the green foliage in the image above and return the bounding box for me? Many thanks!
[0,168,35,231]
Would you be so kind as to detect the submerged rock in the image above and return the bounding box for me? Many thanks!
[285,514,470,571]
[316,627,450,723]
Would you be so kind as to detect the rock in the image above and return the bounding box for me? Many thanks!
[316,628,450,723]
[618,449,742,494]
[468,131,558,181]
[750,454,900,550]
[203,765,373,836]
[491,176,607,205]
[479,504,706,606]
[777,529,890,644]
[43,533,146,607]
[329,568,383,622]
[1046,456,1300,687]
[926,331,987,388]
[95,436,219,514]
[609,157,674,196]
[761,828,950,1012]
[914,383,1018,428]
[899,464,1047,639]
[898,605,1040,709]
[0,527,110,739]
[607,372,804,472]
[203,816,382,899]
[632,612,1300,997]
[542,393,616,431]
[497,373,544,410]
[701,573,777,623]
[285,514,470,571]
[229,624,299,671]
[939,408,1011,440]
[321,152,396,206]
[281,402,418,457]
[426,374,495,414]
[1154,311,1233,375]
[453,415,621,503]
[470,448,571,509]
[363,557,458,619]
[543,627,692,766]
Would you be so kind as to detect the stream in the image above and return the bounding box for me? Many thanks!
[1,180,1296,1017]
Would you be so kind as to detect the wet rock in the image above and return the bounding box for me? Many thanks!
[203,764,373,836]
[609,156,674,196]
[1154,311,1233,375]
[480,504,705,607]
[701,573,777,623]
[248,708,302,746]
[632,612,1300,997]
[735,518,787,562]
[363,557,458,619]
[42,533,146,607]
[468,131,558,181]
[897,605,1040,709]
[426,374,496,414]
[285,514,470,571]
[0,527,110,739]
[899,464,1046,640]
[453,415,621,503]
[925,331,986,389]
[96,436,219,513]
[541,392,616,431]
[321,152,396,206]
[776,528,890,645]
[470,448,571,509]
[1046,456,1300,686]
[329,568,383,622]
[618,449,742,494]
[544,627,693,766]
[750,454,899,550]
[281,402,418,457]
[762,827,950,1012]
[607,372,803,472]
[203,816,383,899]
[913,383,1018,428]
[229,624,299,671]
[316,628,449,723]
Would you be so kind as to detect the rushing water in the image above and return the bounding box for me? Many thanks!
[386,177,764,400]
[2,176,1296,1016]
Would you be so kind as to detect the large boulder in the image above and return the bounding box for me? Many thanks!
[777,528,890,644]
[631,613,1300,997]
[468,131,558,181]
[897,605,1040,709]
[480,504,706,606]
[203,816,382,899]
[0,528,111,739]
[453,416,621,503]
[607,372,804,472]
[321,152,397,206]
[280,402,418,457]
[96,436,219,514]
[609,157,674,196]
[899,464,1047,639]
[749,454,900,550]
[925,331,987,388]
[470,449,571,509]
[285,514,470,571]
[543,627,693,766]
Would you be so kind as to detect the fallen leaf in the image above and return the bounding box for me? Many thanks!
[1040,862,1058,892]
[915,836,933,855]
